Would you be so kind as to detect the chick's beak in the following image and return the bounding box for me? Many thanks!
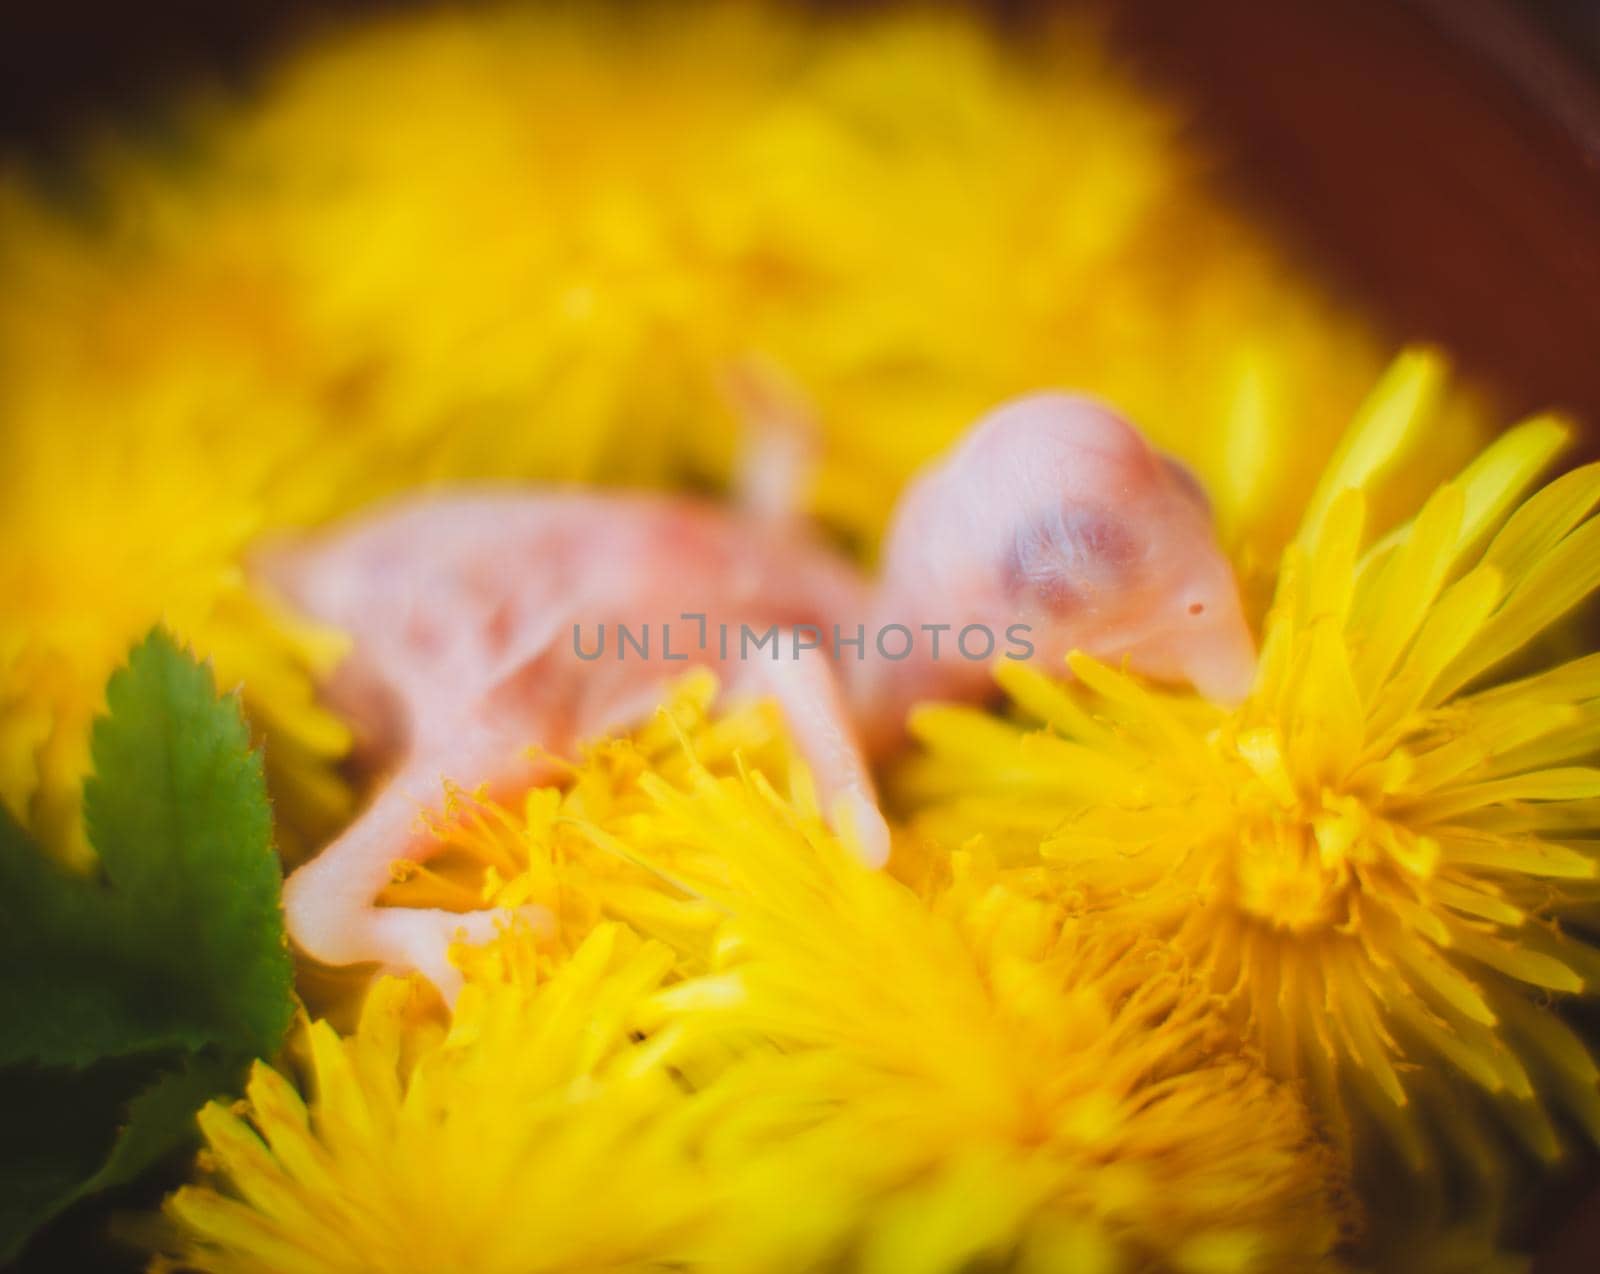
[1183,605,1257,705]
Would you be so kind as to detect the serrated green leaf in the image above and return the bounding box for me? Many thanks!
[86,1053,247,1195]
[0,629,292,1067]
[0,629,295,1260]
[0,811,226,1067]
[83,628,293,1059]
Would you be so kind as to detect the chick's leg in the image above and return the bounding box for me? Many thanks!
[282,753,549,1002]
[729,630,891,866]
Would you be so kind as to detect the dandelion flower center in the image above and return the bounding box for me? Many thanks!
[1221,731,1424,934]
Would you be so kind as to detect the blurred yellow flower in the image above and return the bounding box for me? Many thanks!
[901,352,1600,1165]
[0,186,356,865]
[0,237,353,864]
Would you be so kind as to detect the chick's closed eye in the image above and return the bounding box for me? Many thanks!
[1002,506,1138,611]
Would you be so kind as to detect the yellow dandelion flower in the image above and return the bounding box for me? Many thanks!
[901,351,1600,1163]
[381,668,797,971]
[621,751,1345,1273]
[158,925,709,1274]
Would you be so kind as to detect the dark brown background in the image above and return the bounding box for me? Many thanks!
[3,0,1598,1268]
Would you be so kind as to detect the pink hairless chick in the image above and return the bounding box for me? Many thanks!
[263,392,1255,996]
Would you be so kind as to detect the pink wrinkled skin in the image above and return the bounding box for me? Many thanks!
[263,393,1255,996]
[861,393,1257,732]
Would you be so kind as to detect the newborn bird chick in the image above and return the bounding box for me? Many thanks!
[266,393,1254,995]
[266,493,875,994]
[857,392,1257,743]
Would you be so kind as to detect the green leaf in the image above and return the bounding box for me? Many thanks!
[0,1054,247,1263]
[0,629,294,1260]
[87,1053,248,1194]
[0,814,222,1068]
[0,1061,156,1261]
[84,627,293,1059]
[0,629,292,1067]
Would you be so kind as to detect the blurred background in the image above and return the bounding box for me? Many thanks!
[4,0,1600,435]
